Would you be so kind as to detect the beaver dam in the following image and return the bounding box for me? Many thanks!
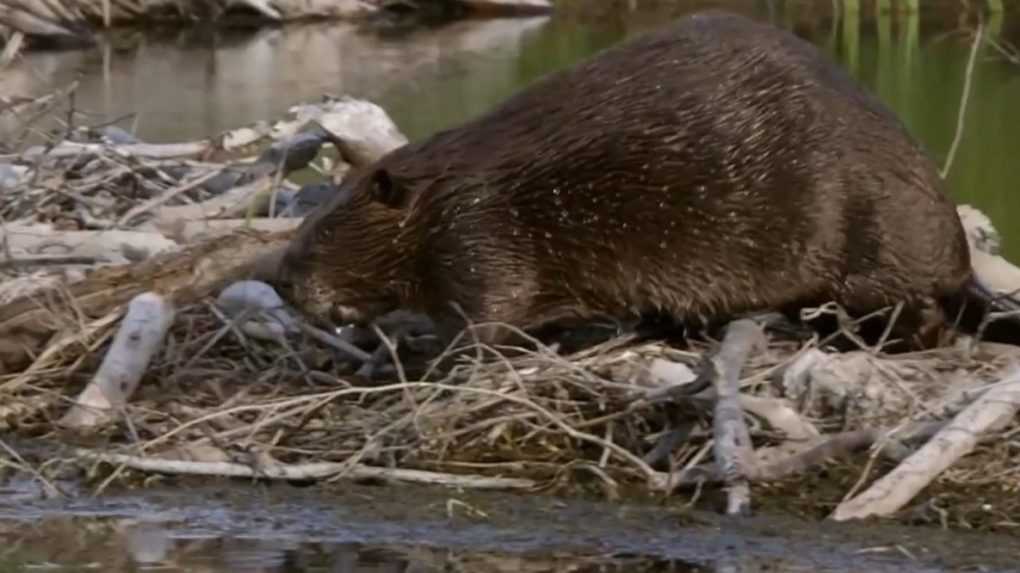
[1,71,1018,547]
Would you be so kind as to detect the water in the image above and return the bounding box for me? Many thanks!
[1,477,1017,572]
[1,1,1018,252]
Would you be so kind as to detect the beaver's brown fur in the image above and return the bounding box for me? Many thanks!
[272,11,972,348]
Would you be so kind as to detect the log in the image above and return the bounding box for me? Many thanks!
[0,0,377,39]
[285,97,408,169]
[59,292,175,429]
[0,229,292,375]
[0,225,180,265]
[0,1,92,44]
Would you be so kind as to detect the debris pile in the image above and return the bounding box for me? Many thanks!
[0,87,1017,533]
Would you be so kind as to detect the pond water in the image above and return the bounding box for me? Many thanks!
[2,477,1019,572]
[1,0,1018,254]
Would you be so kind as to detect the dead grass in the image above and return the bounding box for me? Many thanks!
[0,295,1017,531]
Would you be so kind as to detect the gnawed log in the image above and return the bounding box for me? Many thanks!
[59,292,175,429]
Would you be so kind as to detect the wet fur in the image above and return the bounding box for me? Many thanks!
[274,11,972,348]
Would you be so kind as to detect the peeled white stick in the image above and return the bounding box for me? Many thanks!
[60,293,176,429]
[74,449,536,490]
[831,366,1020,521]
[711,319,766,516]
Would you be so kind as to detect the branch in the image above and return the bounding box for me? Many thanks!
[75,448,538,490]
[832,366,1020,521]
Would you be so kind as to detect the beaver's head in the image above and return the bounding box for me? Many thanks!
[271,164,421,328]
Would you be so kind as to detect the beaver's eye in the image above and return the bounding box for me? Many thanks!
[370,168,408,209]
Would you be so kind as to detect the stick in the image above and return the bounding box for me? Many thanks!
[74,449,537,490]
[59,292,175,429]
[0,31,24,67]
[831,367,1020,521]
[150,217,301,244]
[21,140,211,161]
[710,319,765,515]
[941,19,983,180]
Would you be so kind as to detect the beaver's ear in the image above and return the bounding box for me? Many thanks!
[369,168,407,209]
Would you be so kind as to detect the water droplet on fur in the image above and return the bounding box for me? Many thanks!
[553,188,561,195]
[510,208,519,217]
[472,197,481,205]
[544,231,552,239]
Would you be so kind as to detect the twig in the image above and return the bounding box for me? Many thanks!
[295,319,373,363]
[116,168,224,228]
[74,448,537,490]
[0,437,62,498]
[941,20,984,180]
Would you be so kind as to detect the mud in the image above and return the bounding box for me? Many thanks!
[1,476,1017,572]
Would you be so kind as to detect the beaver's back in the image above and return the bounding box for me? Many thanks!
[372,11,970,332]
[290,11,971,342]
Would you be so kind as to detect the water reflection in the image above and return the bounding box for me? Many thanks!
[0,477,1001,573]
[1,2,1018,255]
[0,517,714,572]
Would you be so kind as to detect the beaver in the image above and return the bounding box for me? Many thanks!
[268,10,986,351]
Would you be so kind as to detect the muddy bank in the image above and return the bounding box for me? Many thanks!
[1,476,1018,572]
